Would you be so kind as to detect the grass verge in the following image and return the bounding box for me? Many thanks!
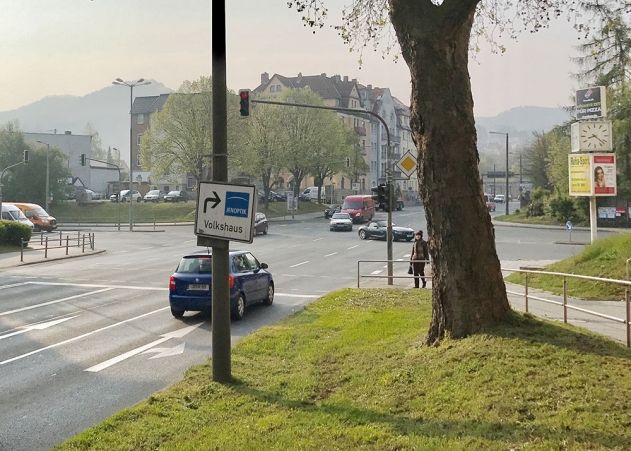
[506,233,631,300]
[59,289,631,450]
[494,210,568,226]
[49,200,325,224]
[0,244,19,254]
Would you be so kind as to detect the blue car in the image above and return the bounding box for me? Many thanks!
[168,251,274,320]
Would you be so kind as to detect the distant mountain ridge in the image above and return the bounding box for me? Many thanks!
[0,85,569,159]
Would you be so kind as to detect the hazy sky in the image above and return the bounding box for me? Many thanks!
[0,0,584,117]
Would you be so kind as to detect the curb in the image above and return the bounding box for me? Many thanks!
[1,249,106,269]
[492,220,631,233]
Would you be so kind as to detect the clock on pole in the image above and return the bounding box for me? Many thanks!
[570,120,613,152]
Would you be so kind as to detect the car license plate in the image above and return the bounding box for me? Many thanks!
[188,283,209,291]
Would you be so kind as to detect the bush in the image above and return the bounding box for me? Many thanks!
[547,196,577,222]
[527,187,549,217]
[0,220,32,245]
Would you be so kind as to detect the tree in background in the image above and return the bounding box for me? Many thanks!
[140,76,241,183]
[84,123,106,160]
[0,123,69,207]
[288,0,627,343]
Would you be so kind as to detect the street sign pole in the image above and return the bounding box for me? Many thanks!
[590,196,597,243]
[210,0,231,383]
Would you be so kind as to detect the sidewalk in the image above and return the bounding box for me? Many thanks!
[493,219,631,233]
[0,244,105,269]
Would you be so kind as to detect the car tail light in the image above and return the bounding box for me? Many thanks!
[228,274,235,289]
[169,275,176,291]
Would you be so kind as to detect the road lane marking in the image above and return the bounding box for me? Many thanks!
[312,238,323,242]
[289,261,310,268]
[347,245,359,250]
[85,322,202,372]
[0,307,169,366]
[142,342,186,359]
[0,282,29,290]
[27,281,166,291]
[324,252,338,257]
[0,316,78,341]
[371,270,383,275]
[0,288,114,316]
[275,293,319,299]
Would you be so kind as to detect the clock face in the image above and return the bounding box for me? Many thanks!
[579,121,612,151]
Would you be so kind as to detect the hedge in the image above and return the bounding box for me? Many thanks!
[0,220,32,246]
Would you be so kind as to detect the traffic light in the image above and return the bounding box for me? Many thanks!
[23,149,29,164]
[80,154,86,166]
[371,183,388,204]
[239,89,250,117]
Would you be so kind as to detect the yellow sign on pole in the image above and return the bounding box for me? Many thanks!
[568,154,592,196]
[396,151,417,178]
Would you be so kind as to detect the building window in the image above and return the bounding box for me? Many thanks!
[136,152,142,167]
[136,114,145,125]
[137,133,143,146]
[187,176,195,189]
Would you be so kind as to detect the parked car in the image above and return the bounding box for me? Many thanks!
[484,194,496,212]
[357,220,415,241]
[329,212,353,232]
[85,189,103,200]
[11,203,57,232]
[268,190,287,202]
[254,212,268,235]
[164,190,187,202]
[324,204,341,219]
[168,250,274,320]
[1,203,34,231]
[300,186,326,201]
[144,190,165,202]
[110,190,141,202]
[494,194,505,203]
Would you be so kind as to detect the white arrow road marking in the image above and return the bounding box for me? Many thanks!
[0,316,78,341]
[85,322,203,373]
[0,288,114,316]
[0,307,168,367]
[142,342,186,359]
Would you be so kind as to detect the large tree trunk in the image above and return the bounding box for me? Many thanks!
[390,0,510,344]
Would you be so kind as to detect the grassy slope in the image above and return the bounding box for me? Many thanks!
[506,233,631,300]
[49,200,325,223]
[60,289,631,450]
[494,210,565,226]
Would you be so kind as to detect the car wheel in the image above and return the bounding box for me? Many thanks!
[231,294,245,321]
[171,307,184,319]
[263,283,274,306]
[359,230,367,240]
[263,225,268,235]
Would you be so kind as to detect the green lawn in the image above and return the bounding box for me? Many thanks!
[494,210,568,226]
[59,289,631,450]
[49,200,325,224]
[506,233,631,300]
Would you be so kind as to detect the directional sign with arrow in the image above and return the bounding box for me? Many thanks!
[195,181,256,243]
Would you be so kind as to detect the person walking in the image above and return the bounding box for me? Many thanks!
[411,230,429,288]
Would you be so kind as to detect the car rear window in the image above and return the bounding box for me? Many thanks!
[177,256,212,273]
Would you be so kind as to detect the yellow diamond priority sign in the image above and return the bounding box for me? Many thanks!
[396,151,417,178]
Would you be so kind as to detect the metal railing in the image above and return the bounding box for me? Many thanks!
[356,260,631,348]
[20,231,95,262]
[357,259,432,288]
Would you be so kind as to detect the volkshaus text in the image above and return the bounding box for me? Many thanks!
[203,219,244,234]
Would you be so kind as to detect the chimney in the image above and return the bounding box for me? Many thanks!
[352,78,357,84]
[367,84,372,90]
[333,75,341,82]
[261,72,269,85]
[64,130,72,135]
[343,75,348,82]
[320,73,326,77]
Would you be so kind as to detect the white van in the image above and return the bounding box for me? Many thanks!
[1,203,35,230]
[301,186,326,201]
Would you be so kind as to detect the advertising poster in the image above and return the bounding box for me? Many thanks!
[592,154,616,196]
[576,86,607,120]
[568,154,592,196]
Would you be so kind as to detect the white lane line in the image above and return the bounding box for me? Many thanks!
[371,270,383,275]
[312,238,323,242]
[85,322,202,373]
[347,245,359,250]
[0,282,29,290]
[0,316,78,341]
[27,281,166,291]
[289,261,310,268]
[0,288,114,316]
[0,306,169,366]
[324,252,338,257]
[403,253,411,258]
[272,293,319,299]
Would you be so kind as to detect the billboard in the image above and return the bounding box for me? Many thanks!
[576,86,607,120]
[568,153,617,197]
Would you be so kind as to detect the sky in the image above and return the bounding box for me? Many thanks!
[0,0,585,117]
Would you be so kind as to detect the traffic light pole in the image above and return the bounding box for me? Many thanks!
[251,98,395,284]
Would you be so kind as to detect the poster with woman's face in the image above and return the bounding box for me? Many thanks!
[592,154,616,196]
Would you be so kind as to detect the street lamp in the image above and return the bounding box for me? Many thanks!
[36,141,50,212]
[112,78,151,231]
[490,131,509,216]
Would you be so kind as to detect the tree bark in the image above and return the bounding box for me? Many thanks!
[390,0,510,344]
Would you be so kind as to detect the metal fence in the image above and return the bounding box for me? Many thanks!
[20,231,95,261]
[357,259,432,287]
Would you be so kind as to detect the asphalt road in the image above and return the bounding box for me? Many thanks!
[0,205,612,450]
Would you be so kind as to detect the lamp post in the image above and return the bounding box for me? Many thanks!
[112,78,151,231]
[36,141,50,211]
[490,131,509,216]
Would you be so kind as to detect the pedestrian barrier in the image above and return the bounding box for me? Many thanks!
[357,259,432,288]
[20,231,95,262]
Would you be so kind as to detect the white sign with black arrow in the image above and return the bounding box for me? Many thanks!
[195,181,256,243]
